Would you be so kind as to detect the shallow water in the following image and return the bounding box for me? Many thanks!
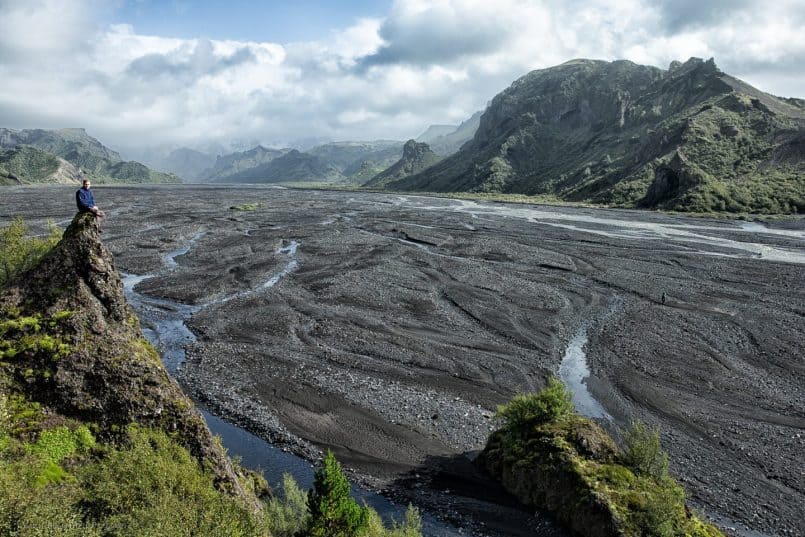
[122,235,468,537]
[558,326,612,420]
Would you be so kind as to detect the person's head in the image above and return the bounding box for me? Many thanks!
[82,178,91,189]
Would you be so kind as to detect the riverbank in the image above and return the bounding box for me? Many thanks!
[2,185,802,536]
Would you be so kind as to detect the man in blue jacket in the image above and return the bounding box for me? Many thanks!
[76,178,105,224]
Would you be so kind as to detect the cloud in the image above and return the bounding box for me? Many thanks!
[0,0,802,152]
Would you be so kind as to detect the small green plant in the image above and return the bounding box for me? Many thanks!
[0,217,61,287]
[621,421,669,480]
[308,450,368,537]
[496,376,574,428]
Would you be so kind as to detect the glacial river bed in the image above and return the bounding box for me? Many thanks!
[2,184,803,536]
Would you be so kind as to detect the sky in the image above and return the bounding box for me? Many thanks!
[1,0,803,155]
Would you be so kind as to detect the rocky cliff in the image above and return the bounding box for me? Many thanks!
[0,213,253,499]
[385,58,804,214]
[365,139,441,187]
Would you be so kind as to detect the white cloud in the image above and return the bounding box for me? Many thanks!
[0,0,802,152]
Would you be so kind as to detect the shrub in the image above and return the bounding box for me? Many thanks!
[263,473,309,537]
[621,421,669,480]
[496,377,574,428]
[308,450,368,537]
[0,217,61,287]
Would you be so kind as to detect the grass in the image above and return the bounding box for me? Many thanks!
[484,380,724,537]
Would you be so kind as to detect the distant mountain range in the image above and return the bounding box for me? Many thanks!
[386,58,804,214]
[416,111,482,156]
[0,128,178,185]
[200,140,406,184]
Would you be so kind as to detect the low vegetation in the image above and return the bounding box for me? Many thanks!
[481,378,723,537]
[230,202,266,211]
[0,217,61,287]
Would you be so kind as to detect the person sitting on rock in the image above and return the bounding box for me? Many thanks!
[76,178,105,222]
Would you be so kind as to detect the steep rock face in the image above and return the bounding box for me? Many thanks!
[364,140,441,187]
[418,110,483,156]
[387,58,805,213]
[0,213,248,497]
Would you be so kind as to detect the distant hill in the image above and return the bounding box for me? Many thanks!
[200,145,289,182]
[417,111,483,156]
[206,140,405,184]
[365,140,441,188]
[0,128,178,184]
[216,149,342,183]
[0,145,81,185]
[417,125,458,143]
[387,58,805,214]
[136,147,217,182]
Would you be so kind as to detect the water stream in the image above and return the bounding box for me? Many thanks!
[557,325,612,420]
[122,234,467,536]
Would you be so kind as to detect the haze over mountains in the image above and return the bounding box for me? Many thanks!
[2,57,802,213]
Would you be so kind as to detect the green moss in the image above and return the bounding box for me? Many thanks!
[485,382,725,537]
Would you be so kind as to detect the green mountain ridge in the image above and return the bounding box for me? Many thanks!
[0,128,179,184]
[385,58,805,214]
[0,146,81,185]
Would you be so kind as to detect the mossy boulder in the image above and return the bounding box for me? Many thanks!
[479,408,723,537]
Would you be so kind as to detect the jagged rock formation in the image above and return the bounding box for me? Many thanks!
[385,58,805,214]
[364,140,441,187]
[0,213,252,499]
[0,128,179,184]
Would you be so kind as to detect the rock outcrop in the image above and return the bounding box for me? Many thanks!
[364,140,441,187]
[0,213,253,500]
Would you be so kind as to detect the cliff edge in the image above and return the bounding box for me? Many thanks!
[0,212,255,500]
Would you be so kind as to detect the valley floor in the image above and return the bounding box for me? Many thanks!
[2,185,802,537]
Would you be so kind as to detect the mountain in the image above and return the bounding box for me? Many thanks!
[364,140,441,187]
[206,141,405,184]
[134,146,218,182]
[0,145,81,185]
[417,110,483,156]
[217,149,342,183]
[0,128,179,184]
[385,58,805,214]
[417,124,458,143]
[200,145,289,182]
[306,140,404,181]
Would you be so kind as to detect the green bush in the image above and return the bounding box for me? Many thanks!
[263,473,310,537]
[0,217,61,287]
[308,450,368,537]
[496,377,574,428]
[621,421,669,480]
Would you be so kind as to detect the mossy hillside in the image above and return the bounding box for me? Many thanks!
[387,58,804,215]
[0,146,60,184]
[479,380,724,537]
[0,128,179,185]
